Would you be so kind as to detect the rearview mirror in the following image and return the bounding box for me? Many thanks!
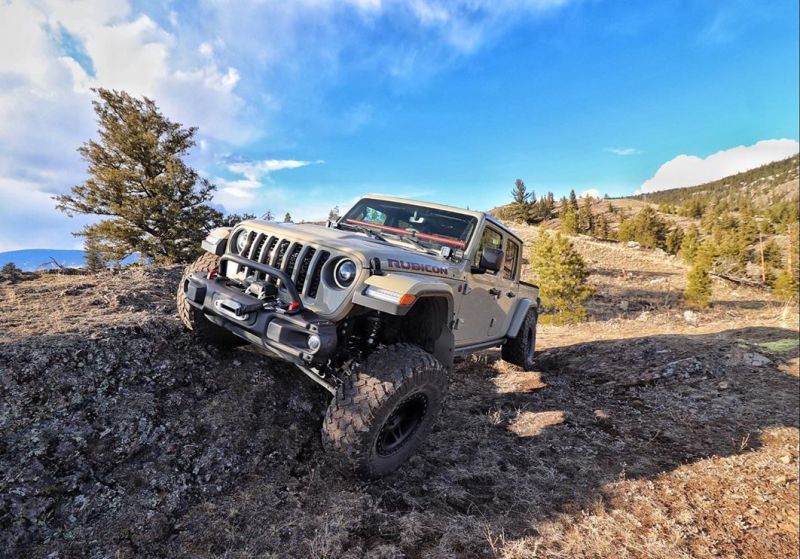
[478,247,503,273]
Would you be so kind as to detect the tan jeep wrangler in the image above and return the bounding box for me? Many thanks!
[177,195,539,477]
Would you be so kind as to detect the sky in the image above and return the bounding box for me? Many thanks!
[0,0,798,251]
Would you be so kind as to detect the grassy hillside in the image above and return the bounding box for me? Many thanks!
[632,154,799,210]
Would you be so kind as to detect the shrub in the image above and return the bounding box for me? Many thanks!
[665,226,685,255]
[530,227,593,324]
[679,224,701,263]
[560,206,579,235]
[684,242,715,308]
[1,262,22,283]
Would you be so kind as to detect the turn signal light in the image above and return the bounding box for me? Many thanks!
[398,294,417,306]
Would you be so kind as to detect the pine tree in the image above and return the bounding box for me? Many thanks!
[560,205,579,235]
[684,241,715,308]
[1,262,22,283]
[508,179,534,223]
[54,89,222,264]
[593,213,611,240]
[679,224,701,263]
[773,222,800,302]
[568,189,578,210]
[84,237,107,273]
[284,212,293,223]
[262,210,274,221]
[529,227,593,324]
[665,226,685,255]
[578,197,594,234]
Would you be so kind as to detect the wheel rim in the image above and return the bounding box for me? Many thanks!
[376,393,428,456]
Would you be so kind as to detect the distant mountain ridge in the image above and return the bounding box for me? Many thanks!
[0,249,87,271]
[631,154,799,209]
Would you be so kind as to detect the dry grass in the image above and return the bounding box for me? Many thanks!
[1,239,798,558]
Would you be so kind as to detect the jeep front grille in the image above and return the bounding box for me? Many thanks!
[234,232,331,300]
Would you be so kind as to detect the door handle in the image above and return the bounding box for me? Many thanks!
[506,291,516,298]
[488,288,501,297]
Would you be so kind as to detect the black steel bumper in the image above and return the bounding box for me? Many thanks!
[182,256,337,366]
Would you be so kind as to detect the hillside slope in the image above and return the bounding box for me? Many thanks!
[634,154,799,209]
[1,237,797,558]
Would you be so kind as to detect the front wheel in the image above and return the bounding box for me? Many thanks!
[322,344,448,478]
[176,253,245,349]
[502,307,537,370]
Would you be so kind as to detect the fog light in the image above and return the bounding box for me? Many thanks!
[307,334,321,352]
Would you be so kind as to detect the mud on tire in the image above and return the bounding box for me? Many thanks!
[502,307,537,370]
[176,252,245,349]
[322,343,448,478]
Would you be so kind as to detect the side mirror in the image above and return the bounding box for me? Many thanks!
[478,247,503,273]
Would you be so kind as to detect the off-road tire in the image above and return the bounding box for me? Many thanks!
[502,307,537,370]
[177,253,245,349]
[322,343,448,478]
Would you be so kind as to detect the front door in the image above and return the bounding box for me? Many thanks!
[455,225,519,345]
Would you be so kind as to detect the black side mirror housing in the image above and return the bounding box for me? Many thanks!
[478,247,503,273]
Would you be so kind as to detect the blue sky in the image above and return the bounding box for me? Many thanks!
[0,0,798,250]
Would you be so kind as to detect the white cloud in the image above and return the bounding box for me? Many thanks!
[0,0,576,250]
[214,159,323,210]
[604,147,641,156]
[227,159,323,181]
[579,188,601,199]
[638,139,800,193]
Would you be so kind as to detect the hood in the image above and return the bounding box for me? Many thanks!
[239,220,463,279]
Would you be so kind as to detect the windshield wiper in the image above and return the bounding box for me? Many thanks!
[387,232,439,255]
[337,221,387,241]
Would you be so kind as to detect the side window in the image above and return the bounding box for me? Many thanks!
[503,239,520,280]
[474,227,503,266]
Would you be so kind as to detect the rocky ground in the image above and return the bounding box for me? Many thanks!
[1,240,798,558]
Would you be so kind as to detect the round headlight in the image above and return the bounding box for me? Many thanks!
[235,230,249,253]
[333,259,357,288]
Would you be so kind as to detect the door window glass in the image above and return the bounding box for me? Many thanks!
[503,239,520,280]
[474,227,503,266]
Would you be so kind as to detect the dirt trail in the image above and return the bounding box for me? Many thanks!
[1,259,798,558]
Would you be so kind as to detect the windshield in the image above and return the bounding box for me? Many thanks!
[341,198,477,253]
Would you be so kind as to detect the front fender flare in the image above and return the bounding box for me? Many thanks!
[352,273,455,316]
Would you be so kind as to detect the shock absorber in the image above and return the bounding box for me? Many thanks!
[364,315,381,348]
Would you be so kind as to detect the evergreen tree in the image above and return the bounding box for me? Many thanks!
[665,226,685,255]
[262,210,274,221]
[216,213,256,227]
[508,179,534,223]
[578,197,594,234]
[617,206,667,249]
[568,189,579,210]
[54,89,222,264]
[773,222,800,302]
[593,213,611,240]
[684,241,715,308]
[84,237,107,273]
[328,206,340,221]
[284,212,293,223]
[679,224,701,263]
[529,227,593,324]
[560,205,580,235]
[1,262,22,283]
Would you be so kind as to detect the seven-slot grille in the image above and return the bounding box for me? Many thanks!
[235,231,330,299]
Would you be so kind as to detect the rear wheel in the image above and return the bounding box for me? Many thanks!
[176,253,245,349]
[502,307,537,370]
[322,343,448,478]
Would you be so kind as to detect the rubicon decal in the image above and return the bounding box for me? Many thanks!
[386,259,448,275]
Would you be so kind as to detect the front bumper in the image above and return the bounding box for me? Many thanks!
[182,264,337,366]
